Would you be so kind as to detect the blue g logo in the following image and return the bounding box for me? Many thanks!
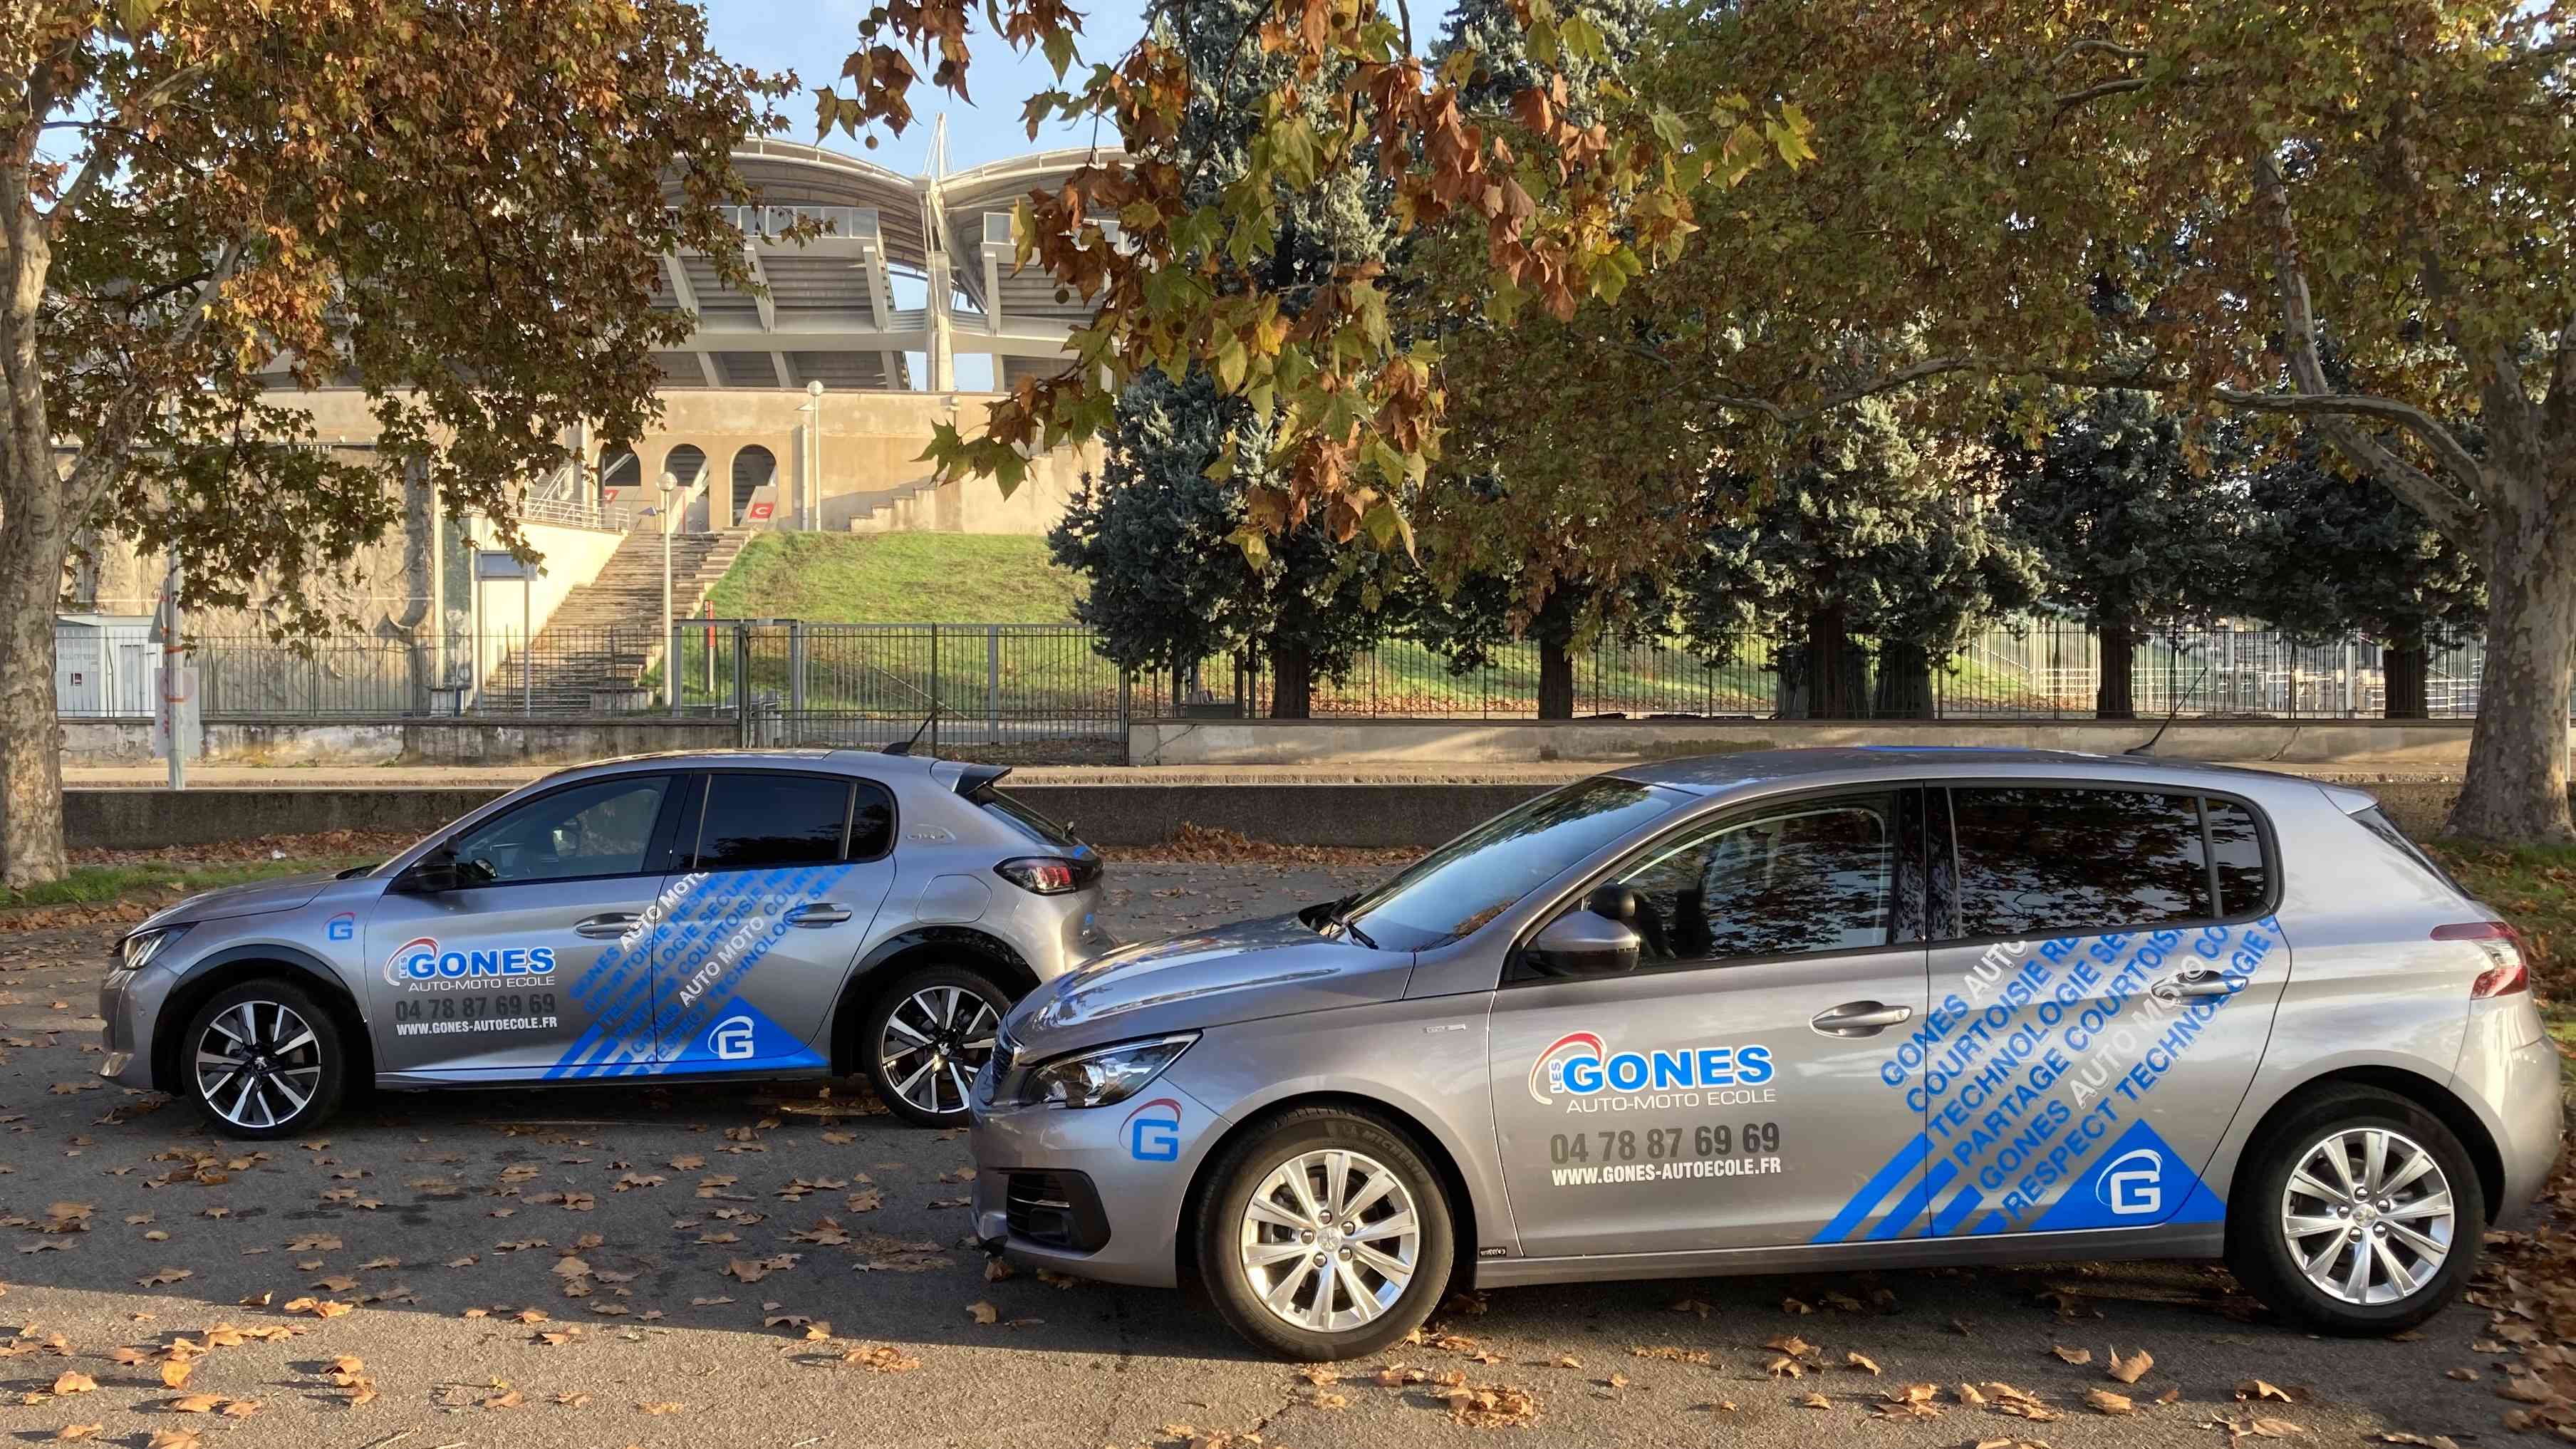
[1123,1097,1181,1163]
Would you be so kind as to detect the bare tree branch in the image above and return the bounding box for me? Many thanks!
[2055,78,2149,110]
[2049,38,2154,67]
[45,61,212,237]
[2245,143,2483,539]
[58,237,246,507]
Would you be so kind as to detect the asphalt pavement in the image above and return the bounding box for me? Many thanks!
[0,861,2546,1448]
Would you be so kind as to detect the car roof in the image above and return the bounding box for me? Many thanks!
[1614,746,2312,798]
[535,747,950,782]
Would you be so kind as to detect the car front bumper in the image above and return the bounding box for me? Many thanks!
[95,968,156,1090]
[968,1080,1227,1289]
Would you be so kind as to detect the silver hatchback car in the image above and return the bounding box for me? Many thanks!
[98,749,1112,1136]
[970,749,2561,1360]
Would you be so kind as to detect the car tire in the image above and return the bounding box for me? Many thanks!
[861,965,1012,1128]
[1197,1106,1455,1362]
[2227,1085,2486,1336]
[181,979,347,1140]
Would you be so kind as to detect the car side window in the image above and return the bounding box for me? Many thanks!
[2204,799,2271,916]
[1616,791,1904,965]
[1948,786,2213,938]
[848,781,895,861]
[691,773,856,871]
[448,776,670,886]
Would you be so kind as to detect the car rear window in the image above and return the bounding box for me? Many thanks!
[2350,804,2465,896]
[1949,786,2215,937]
[974,786,1081,848]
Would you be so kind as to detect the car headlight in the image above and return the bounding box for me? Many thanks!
[118,924,191,973]
[1016,1034,1196,1109]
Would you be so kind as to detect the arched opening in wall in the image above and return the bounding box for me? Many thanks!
[731,446,777,524]
[597,447,640,507]
[663,445,710,531]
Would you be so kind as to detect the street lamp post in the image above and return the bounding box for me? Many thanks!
[797,379,824,531]
[659,469,679,712]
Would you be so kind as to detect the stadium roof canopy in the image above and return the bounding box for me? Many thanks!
[650,135,1123,394]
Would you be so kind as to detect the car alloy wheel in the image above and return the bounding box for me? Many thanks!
[194,999,326,1132]
[2279,1126,2455,1307]
[1236,1148,1423,1333]
[877,982,1002,1118]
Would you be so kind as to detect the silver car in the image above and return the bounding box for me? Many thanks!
[98,749,1112,1136]
[969,748,2561,1360]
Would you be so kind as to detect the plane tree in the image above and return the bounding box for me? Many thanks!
[0,0,787,886]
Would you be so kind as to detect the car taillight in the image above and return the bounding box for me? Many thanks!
[2434,921,2528,997]
[995,856,1100,895]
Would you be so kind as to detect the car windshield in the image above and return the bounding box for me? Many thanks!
[1336,777,1687,950]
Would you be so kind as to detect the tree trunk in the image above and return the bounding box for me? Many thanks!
[2445,518,2576,843]
[2382,640,2429,720]
[1872,640,1938,719]
[0,205,72,889]
[1807,608,1861,718]
[1267,640,1313,719]
[2096,619,2139,720]
[1536,637,1574,720]
[0,472,72,889]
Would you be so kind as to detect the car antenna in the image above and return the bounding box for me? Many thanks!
[2124,637,2215,757]
[883,705,941,757]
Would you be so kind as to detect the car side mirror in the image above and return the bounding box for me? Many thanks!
[1524,906,1643,979]
[398,847,464,895]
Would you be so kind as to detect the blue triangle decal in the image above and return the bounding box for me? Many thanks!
[2029,1118,2223,1232]
[658,996,825,1074]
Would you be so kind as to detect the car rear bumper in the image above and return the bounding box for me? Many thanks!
[2455,998,2562,1230]
[967,1081,1226,1289]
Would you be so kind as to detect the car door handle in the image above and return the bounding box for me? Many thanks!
[2151,970,2234,1001]
[786,903,852,927]
[573,913,640,939]
[1810,1000,1915,1037]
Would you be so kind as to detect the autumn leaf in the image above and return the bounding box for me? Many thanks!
[50,1425,101,1441]
[965,1299,999,1325]
[1845,1351,1881,1376]
[2106,1346,2153,1384]
[49,1371,95,1395]
[167,1393,224,1413]
[2084,1388,2134,1416]
[2050,1344,2092,1366]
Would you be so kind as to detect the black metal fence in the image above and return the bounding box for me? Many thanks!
[56,616,2503,733]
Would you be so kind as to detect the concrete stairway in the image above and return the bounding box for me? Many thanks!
[482,529,750,712]
[845,479,939,530]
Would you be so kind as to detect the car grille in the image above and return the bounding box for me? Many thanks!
[1004,1170,1109,1253]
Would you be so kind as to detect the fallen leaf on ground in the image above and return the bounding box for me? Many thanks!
[2107,1346,2153,1383]
[2084,1388,2135,1416]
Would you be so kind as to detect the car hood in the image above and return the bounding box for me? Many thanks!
[1012,912,1413,1051]
[141,873,338,930]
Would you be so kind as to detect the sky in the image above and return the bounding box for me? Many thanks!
[700,0,1153,175]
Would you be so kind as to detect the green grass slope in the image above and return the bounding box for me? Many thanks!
[705,533,1086,625]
